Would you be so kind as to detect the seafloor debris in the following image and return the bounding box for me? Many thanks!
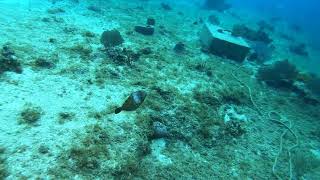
[115,90,147,114]
[200,23,251,62]
[0,44,22,74]
[100,29,124,48]
[134,25,154,36]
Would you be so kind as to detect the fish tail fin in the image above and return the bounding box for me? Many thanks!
[115,107,122,114]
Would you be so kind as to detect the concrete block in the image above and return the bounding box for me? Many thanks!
[200,23,251,62]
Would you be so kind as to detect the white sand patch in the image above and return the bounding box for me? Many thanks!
[151,139,172,166]
[0,66,129,177]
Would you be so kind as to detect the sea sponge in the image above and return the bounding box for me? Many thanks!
[100,29,124,48]
[257,59,298,89]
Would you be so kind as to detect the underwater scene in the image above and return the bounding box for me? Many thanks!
[0,0,320,179]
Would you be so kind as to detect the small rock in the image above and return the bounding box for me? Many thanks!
[173,42,185,53]
[34,58,55,69]
[38,145,49,154]
[87,5,101,12]
[139,47,152,55]
[153,121,169,139]
[147,18,155,26]
[48,38,57,43]
[134,26,154,36]
[161,3,172,10]
[47,8,65,14]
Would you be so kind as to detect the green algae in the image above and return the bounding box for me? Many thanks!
[19,103,43,125]
[0,147,8,179]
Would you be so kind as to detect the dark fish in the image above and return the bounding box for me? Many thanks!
[115,90,147,114]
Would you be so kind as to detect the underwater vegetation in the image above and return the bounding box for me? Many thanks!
[50,122,151,179]
[257,59,298,89]
[19,103,43,125]
[0,147,8,179]
[0,0,319,179]
[232,24,272,44]
[289,43,309,57]
[0,43,22,75]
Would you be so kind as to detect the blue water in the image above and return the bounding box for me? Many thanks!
[230,0,320,49]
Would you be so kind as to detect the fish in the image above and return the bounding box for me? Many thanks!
[115,90,147,114]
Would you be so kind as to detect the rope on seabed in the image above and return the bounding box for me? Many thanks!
[269,111,299,180]
[231,69,262,116]
[231,66,299,179]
